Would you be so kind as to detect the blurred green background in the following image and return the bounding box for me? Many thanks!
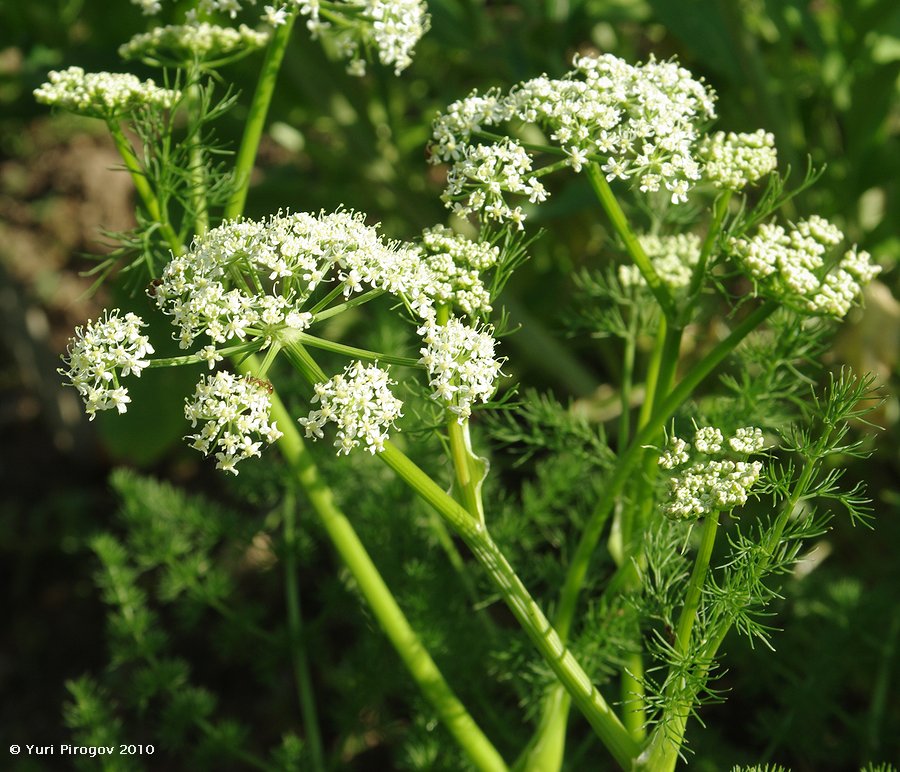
[1,0,898,769]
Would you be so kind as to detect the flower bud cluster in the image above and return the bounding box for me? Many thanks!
[119,23,270,65]
[431,53,716,223]
[418,226,500,316]
[418,317,503,422]
[185,372,283,474]
[618,233,701,291]
[34,67,181,118]
[729,215,882,318]
[699,129,777,190]
[657,426,765,521]
[62,310,155,420]
[299,361,403,454]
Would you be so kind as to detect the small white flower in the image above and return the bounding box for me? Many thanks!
[263,5,289,26]
[185,371,282,475]
[62,310,154,420]
[299,361,403,454]
[730,216,880,319]
[418,316,503,422]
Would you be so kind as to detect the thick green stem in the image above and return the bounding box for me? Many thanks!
[284,329,638,766]
[107,121,183,263]
[376,442,639,769]
[187,79,209,236]
[238,357,506,772]
[282,490,326,772]
[674,514,720,657]
[224,12,297,220]
[585,164,677,320]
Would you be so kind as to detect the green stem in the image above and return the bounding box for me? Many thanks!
[526,301,778,771]
[683,191,732,317]
[284,335,638,766]
[224,12,297,220]
[674,514,720,657]
[464,530,640,770]
[282,490,326,772]
[639,440,824,771]
[312,289,386,322]
[436,304,487,526]
[107,120,183,262]
[376,442,639,769]
[238,357,506,772]
[585,163,677,320]
[187,78,209,236]
[296,332,421,368]
[618,323,637,450]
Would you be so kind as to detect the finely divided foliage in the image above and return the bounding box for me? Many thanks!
[46,3,887,770]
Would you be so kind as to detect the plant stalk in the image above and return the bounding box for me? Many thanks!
[585,163,677,320]
[246,358,507,772]
[224,12,298,220]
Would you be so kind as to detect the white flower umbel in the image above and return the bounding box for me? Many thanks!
[618,233,701,292]
[658,425,766,521]
[292,0,430,75]
[419,226,500,317]
[34,67,181,119]
[699,129,777,190]
[442,137,543,229]
[418,317,503,422]
[299,361,403,454]
[728,426,765,454]
[155,210,481,349]
[729,215,882,318]
[119,23,271,66]
[62,310,155,420]
[431,52,716,222]
[185,371,282,474]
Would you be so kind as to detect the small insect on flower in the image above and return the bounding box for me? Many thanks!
[146,278,163,297]
[247,376,274,394]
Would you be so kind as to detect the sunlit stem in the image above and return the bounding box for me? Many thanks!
[436,304,486,527]
[238,353,507,772]
[283,341,638,767]
[585,163,677,320]
[224,11,298,220]
[293,331,421,368]
[186,74,209,235]
[312,289,385,322]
